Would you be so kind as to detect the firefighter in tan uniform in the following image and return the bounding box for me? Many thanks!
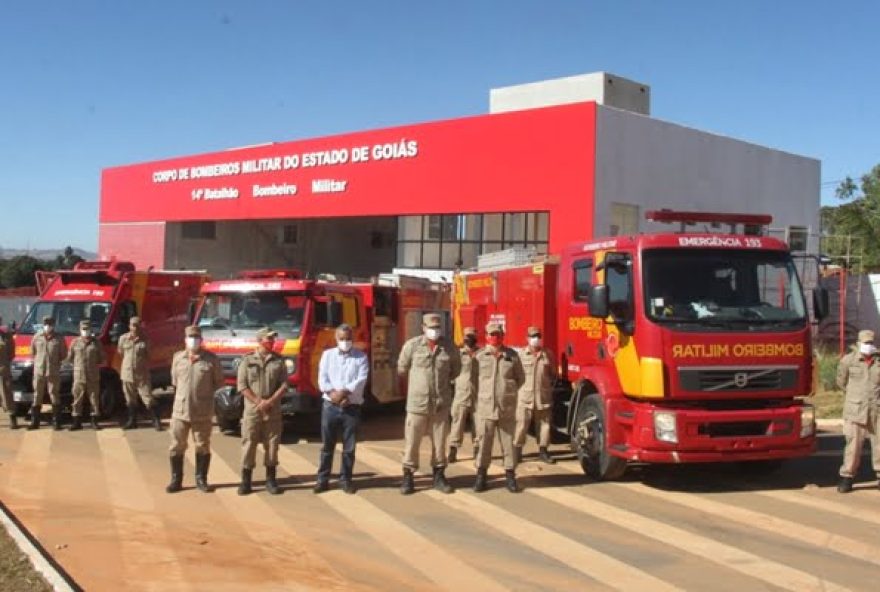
[64,320,105,431]
[397,313,461,495]
[119,316,161,430]
[0,318,17,429]
[474,322,525,493]
[514,326,557,465]
[29,316,67,430]
[836,329,880,493]
[448,326,479,464]
[237,327,288,496]
[166,326,223,494]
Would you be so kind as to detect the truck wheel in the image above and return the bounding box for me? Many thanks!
[13,403,30,417]
[99,379,124,420]
[217,416,240,436]
[572,393,627,481]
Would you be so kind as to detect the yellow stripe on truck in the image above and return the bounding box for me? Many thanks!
[279,338,301,356]
[639,357,665,398]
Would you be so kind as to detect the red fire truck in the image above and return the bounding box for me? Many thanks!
[453,211,829,479]
[10,260,208,417]
[194,269,450,432]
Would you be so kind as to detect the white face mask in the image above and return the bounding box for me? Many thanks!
[43,325,54,334]
[529,336,542,348]
[80,330,90,338]
[859,343,876,356]
[186,337,201,351]
[425,328,441,341]
[337,339,353,353]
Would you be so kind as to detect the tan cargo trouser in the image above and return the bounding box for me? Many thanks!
[169,418,213,456]
[0,371,12,413]
[515,406,551,448]
[839,407,880,478]
[72,381,100,417]
[124,379,153,408]
[475,414,517,471]
[403,408,449,470]
[32,375,61,408]
[449,402,477,448]
[241,412,282,469]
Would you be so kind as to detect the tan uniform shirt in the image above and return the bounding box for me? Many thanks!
[452,346,478,408]
[398,335,462,414]
[119,332,149,382]
[65,337,105,385]
[837,349,880,424]
[171,350,223,422]
[475,346,526,421]
[0,330,12,376]
[31,333,67,379]
[237,351,287,420]
[517,347,556,410]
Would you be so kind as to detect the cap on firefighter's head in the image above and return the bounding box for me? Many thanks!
[858,329,875,344]
[527,326,541,337]
[42,316,55,326]
[422,313,442,328]
[256,327,278,341]
[485,322,503,335]
[463,326,477,337]
[184,325,201,338]
[79,320,91,330]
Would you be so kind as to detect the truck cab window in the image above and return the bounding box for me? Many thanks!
[573,259,593,302]
[605,255,633,325]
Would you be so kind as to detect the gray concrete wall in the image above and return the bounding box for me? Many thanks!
[0,297,36,327]
[164,217,397,279]
[594,105,820,247]
[490,72,650,115]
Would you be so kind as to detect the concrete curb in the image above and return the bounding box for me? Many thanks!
[0,500,80,592]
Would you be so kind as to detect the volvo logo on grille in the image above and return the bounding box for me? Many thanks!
[232,357,243,371]
[733,372,749,388]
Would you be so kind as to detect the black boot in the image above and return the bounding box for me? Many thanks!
[505,469,520,493]
[150,404,162,431]
[68,416,83,431]
[837,477,854,494]
[539,447,556,464]
[166,455,184,493]
[27,407,39,430]
[122,405,137,430]
[447,446,458,464]
[400,468,415,495]
[433,467,454,494]
[90,415,101,431]
[52,406,62,431]
[265,466,282,495]
[473,468,488,492]
[8,413,18,430]
[195,453,212,493]
[238,468,253,496]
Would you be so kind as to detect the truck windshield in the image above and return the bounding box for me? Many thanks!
[18,301,112,336]
[643,248,807,329]
[197,291,306,338]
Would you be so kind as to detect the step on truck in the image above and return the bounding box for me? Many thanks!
[453,211,829,479]
[10,260,209,418]
[195,269,450,432]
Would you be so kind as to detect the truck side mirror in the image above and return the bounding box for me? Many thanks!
[588,285,609,319]
[813,287,829,321]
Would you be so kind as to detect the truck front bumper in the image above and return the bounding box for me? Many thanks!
[214,386,322,421]
[612,400,816,463]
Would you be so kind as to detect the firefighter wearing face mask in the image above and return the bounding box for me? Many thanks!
[448,326,479,464]
[397,313,461,495]
[29,316,67,430]
[836,329,880,493]
[65,320,106,431]
[514,326,557,465]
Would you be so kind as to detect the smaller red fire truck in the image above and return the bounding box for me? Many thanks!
[454,211,829,479]
[194,269,449,432]
[10,260,208,417]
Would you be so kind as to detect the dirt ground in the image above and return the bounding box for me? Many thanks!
[0,525,52,592]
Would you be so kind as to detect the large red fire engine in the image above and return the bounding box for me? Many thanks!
[10,260,208,417]
[454,211,829,479]
[194,269,449,431]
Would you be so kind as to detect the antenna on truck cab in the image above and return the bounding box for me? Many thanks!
[645,209,772,235]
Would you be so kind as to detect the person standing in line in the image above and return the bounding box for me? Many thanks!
[119,316,162,431]
[514,326,557,465]
[65,320,105,431]
[0,317,17,430]
[29,317,67,430]
[314,324,369,494]
[237,327,288,496]
[166,326,223,494]
[473,322,525,493]
[448,326,479,464]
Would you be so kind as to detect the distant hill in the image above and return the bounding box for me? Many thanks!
[0,247,97,261]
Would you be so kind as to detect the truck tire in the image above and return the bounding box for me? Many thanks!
[572,393,627,481]
[99,376,124,420]
[217,415,241,436]
[13,402,30,417]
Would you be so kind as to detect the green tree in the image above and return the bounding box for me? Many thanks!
[823,164,880,271]
[0,256,47,288]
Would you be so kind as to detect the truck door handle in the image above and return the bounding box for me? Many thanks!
[566,343,574,357]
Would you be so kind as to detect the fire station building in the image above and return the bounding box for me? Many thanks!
[98,72,820,277]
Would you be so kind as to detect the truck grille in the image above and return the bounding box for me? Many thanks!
[698,421,772,437]
[679,366,797,392]
[218,354,243,379]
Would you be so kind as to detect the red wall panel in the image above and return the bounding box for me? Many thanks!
[98,223,166,270]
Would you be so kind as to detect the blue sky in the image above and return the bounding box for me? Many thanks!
[1,1,877,251]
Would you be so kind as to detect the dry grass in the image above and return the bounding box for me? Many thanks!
[0,525,52,592]
[811,386,844,419]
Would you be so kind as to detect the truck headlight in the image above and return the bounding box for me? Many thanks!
[284,357,296,375]
[800,404,815,438]
[654,411,678,443]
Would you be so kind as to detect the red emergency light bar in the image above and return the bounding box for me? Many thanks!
[237,269,303,280]
[646,210,773,226]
